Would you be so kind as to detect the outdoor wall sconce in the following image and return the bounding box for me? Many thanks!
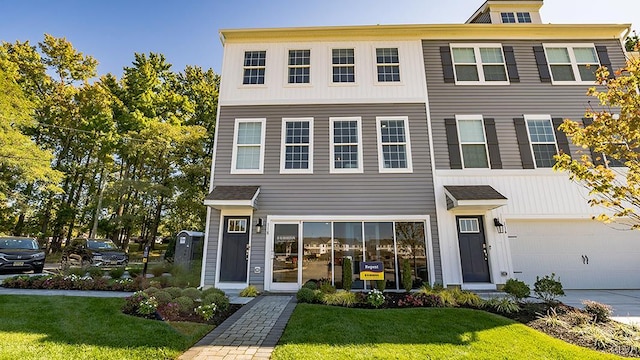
[255,218,264,234]
[493,218,506,234]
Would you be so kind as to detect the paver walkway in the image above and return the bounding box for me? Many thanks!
[179,295,296,360]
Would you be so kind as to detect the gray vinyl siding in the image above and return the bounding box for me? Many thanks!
[203,209,221,287]
[210,103,442,285]
[423,39,626,169]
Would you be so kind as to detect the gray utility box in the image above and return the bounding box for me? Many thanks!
[174,230,204,269]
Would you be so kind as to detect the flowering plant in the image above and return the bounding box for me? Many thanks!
[195,304,218,320]
[366,289,385,308]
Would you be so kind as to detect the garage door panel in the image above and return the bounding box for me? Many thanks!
[509,220,640,289]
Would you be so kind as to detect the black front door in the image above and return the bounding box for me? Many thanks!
[219,216,250,282]
[457,216,491,283]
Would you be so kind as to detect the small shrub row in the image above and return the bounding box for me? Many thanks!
[1,274,144,292]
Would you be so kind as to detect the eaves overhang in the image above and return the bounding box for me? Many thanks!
[444,185,508,211]
[203,185,260,210]
[219,23,630,44]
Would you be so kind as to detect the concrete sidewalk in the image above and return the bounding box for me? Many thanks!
[562,290,640,325]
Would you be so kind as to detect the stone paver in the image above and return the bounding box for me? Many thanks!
[180,295,295,360]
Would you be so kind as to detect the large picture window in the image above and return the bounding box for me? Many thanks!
[525,115,558,168]
[280,118,313,173]
[543,44,599,84]
[450,44,508,84]
[456,115,489,168]
[376,116,413,172]
[330,117,363,173]
[231,119,266,174]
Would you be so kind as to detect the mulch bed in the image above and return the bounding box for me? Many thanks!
[156,304,243,325]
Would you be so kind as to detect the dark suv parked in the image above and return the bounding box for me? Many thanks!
[0,236,46,273]
[62,238,128,268]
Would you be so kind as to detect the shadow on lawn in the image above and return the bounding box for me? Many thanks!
[279,304,514,347]
[0,295,209,351]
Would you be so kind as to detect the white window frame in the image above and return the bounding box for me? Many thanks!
[500,12,531,23]
[455,115,491,169]
[231,118,266,174]
[543,43,600,85]
[375,47,401,83]
[524,114,558,169]
[376,116,413,173]
[331,48,356,84]
[286,49,311,85]
[280,117,314,174]
[450,43,509,85]
[242,50,267,86]
[329,117,363,174]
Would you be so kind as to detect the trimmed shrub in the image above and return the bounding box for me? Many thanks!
[239,285,259,297]
[87,266,104,279]
[143,286,160,296]
[323,290,358,307]
[202,287,226,298]
[583,300,613,323]
[296,288,316,303]
[302,280,317,290]
[181,287,202,300]
[376,280,386,292]
[153,290,172,305]
[319,281,336,294]
[504,278,531,301]
[175,296,195,314]
[401,259,412,292]
[534,273,565,304]
[164,287,183,299]
[342,258,353,290]
[203,293,230,312]
[109,267,126,279]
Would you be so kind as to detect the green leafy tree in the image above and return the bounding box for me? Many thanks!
[555,56,640,229]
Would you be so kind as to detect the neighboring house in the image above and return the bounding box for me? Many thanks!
[201,0,639,292]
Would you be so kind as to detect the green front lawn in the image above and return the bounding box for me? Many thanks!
[272,304,625,360]
[0,295,212,360]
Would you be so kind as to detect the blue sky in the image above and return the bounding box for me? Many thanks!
[1,0,637,77]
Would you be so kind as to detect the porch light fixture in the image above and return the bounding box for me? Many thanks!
[255,218,264,234]
[493,218,506,234]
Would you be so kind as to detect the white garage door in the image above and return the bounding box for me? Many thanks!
[509,220,640,289]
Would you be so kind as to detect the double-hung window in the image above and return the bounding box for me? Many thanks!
[243,51,266,85]
[456,115,489,168]
[450,44,508,84]
[376,48,400,82]
[524,115,558,168]
[376,117,412,172]
[280,118,313,173]
[231,119,266,174]
[543,44,599,84]
[330,117,363,173]
[288,50,310,84]
[332,49,355,83]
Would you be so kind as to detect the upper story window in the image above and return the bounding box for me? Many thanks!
[288,50,310,84]
[280,118,313,174]
[376,116,412,173]
[332,49,355,83]
[231,119,266,174]
[376,48,400,82]
[543,44,599,84]
[450,44,508,84]
[501,12,531,23]
[330,117,363,173]
[456,115,489,168]
[243,51,266,85]
[524,115,558,168]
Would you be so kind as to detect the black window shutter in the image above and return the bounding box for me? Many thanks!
[503,46,519,83]
[595,45,614,79]
[445,118,462,169]
[582,117,605,165]
[440,46,455,83]
[514,118,535,169]
[533,46,551,83]
[483,118,502,169]
[552,117,571,159]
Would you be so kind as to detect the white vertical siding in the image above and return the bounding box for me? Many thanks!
[220,40,427,105]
